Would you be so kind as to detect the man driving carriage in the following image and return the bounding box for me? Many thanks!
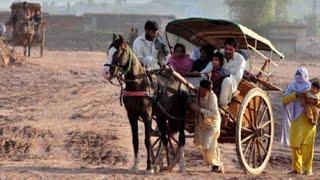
[133,20,160,70]
[32,9,42,39]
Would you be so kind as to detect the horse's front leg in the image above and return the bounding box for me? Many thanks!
[142,111,153,173]
[28,40,31,57]
[128,113,140,173]
[178,118,186,172]
[23,44,27,57]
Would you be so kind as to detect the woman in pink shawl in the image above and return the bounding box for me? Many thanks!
[168,43,193,76]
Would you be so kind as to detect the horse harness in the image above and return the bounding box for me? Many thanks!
[105,59,185,121]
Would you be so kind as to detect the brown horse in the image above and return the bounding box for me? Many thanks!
[12,21,34,57]
[107,35,187,173]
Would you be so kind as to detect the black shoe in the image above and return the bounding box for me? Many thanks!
[211,164,224,173]
[211,165,219,172]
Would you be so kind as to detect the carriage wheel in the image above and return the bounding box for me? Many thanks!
[40,26,46,58]
[236,88,274,175]
[150,124,180,172]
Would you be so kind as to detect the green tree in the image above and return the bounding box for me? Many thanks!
[225,0,290,33]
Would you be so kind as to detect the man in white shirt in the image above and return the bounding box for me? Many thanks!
[132,20,160,70]
[220,38,246,107]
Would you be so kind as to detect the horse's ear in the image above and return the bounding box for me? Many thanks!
[112,34,117,41]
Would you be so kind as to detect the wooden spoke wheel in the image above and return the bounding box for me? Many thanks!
[150,123,180,172]
[236,88,274,175]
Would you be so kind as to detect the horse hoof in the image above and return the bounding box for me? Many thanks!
[179,167,185,173]
[146,168,154,174]
[178,162,185,173]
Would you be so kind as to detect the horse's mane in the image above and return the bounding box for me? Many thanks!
[125,43,145,76]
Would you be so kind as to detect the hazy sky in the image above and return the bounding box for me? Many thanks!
[0,0,153,10]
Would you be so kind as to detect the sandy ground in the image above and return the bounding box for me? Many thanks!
[0,50,320,180]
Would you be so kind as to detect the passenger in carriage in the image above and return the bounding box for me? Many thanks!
[168,43,193,76]
[198,38,246,109]
[32,10,42,39]
[219,38,246,109]
[20,2,31,25]
[189,79,223,173]
[209,52,226,97]
[196,52,226,96]
[191,44,214,72]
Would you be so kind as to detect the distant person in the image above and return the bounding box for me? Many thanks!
[0,22,6,37]
[134,28,139,39]
[133,20,160,70]
[128,27,135,47]
[168,43,193,76]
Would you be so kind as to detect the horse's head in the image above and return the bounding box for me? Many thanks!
[154,35,168,66]
[108,34,132,80]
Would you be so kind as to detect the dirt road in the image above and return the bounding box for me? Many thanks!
[0,51,319,179]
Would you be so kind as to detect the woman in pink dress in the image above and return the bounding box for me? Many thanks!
[168,43,193,76]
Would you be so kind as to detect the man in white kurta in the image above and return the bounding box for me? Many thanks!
[133,20,160,70]
[190,79,223,172]
[220,45,246,107]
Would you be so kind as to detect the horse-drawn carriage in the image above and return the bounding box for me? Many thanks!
[149,18,285,175]
[107,18,285,175]
[7,2,45,57]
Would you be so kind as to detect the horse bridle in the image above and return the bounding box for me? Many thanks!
[104,51,133,86]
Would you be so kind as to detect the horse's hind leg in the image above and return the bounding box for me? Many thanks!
[156,117,168,164]
[178,91,187,172]
[141,112,153,172]
[128,113,140,173]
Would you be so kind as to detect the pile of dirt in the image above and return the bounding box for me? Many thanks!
[0,39,9,66]
[65,131,128,166]
[0,125,54,161]
[0,40,25,66]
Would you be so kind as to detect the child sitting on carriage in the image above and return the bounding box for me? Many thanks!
[209,52,226,97]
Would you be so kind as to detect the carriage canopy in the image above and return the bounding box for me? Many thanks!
[165,18,284,59]
[10,2,42,12]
